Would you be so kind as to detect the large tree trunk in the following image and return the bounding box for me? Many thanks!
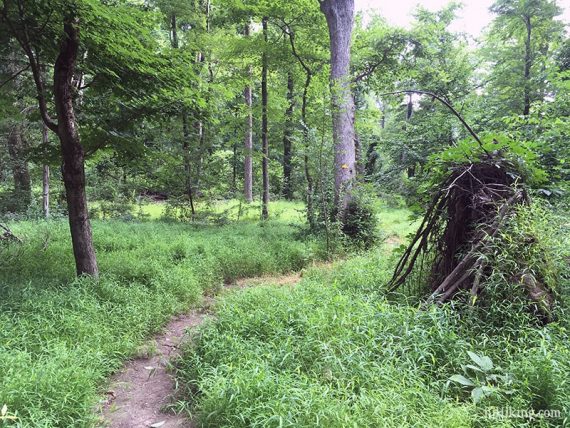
[261,16,270,220]
[282,71,294,200]
[320,0,356,217]
[7,123,31,210]
[42,123,50,218]
[54,20,98,277]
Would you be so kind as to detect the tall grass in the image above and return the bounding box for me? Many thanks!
[175,207,570,428]
[0,205,323,427]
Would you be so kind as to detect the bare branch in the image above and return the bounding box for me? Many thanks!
[378,89,489,155]
[0,64,29,89]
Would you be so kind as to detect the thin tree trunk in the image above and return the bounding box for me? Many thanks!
[232,140,237,193]
[54,19,98,276]
[523,15,532,116]
[364,142,377,178]
[364,101,383,178]
[282,71,294,200]
[243,23,253,203]
[42,123,50,218]
[285,27,315,228]
[7,123,31,210]
[261,16,270,220]
[243,83,254,203]
[244,83,254,203]
[171,13,195,215]
[182,111,196,216]
[171,13,179,49]
[194,119,204,191]
[320,0,356,217]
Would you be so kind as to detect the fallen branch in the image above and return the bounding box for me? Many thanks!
[0,223,22,243]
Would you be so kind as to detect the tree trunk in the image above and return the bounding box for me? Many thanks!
[54,19,98,277]
[243,23,253,203]
[170,13,195,215]
[286,27,315,228]
[7,123,31,211]
[282,71,294,200]
[261,16,270,220]
[42,123,50,219]
[194,119,204,191]
[320,0,356,217]
[364,142,378,178]
[171,13,179,49]
[523,15,532,116]
[182,111,196,216]
[244,83,254,203]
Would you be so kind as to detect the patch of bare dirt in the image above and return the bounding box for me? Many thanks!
[98,311,206,428]
[234,272,301,288]
[385,235,403,246]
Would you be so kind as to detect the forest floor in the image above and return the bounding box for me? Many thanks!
[99,270,308,428]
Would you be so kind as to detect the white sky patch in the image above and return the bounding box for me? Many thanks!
[355,0,570,38]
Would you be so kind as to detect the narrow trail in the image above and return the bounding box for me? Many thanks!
[98,271,304,428]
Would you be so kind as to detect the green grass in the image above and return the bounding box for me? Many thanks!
[91,199,307,222]
[0,201,324,427]
[175,209,570,427]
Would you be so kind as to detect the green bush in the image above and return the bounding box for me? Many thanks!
[340,187,379,249]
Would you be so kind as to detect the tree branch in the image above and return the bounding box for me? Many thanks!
[378,90,489,155]
[2,0,58,133]
[0,64,29,89]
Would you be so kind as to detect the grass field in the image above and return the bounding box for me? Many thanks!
[0,201,325,427]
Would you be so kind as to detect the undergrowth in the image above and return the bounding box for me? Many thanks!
[175,205,570,428]
[0,211,323,427]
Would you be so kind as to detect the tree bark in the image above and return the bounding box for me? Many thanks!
[261,17,270,220]
[7,123,31,210]
[54,19,98,277]
[42,123,50,218]
[320,0,356,217]
[282,71,294,200]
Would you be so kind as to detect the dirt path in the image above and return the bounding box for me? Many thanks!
[98,271,304,428]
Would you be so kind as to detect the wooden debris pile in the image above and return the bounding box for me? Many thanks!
[387,156,552,311]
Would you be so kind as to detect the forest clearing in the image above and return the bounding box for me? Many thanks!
[1,0,569,427]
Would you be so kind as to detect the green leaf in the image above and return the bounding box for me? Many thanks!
[464,364,484,373]
[467,351,493,372]
[449,374,474,386]
[471,387,484,403]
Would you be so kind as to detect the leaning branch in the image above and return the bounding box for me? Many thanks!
[378,90,489,156]
[0,64,30,89]
[0,223,22,243]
